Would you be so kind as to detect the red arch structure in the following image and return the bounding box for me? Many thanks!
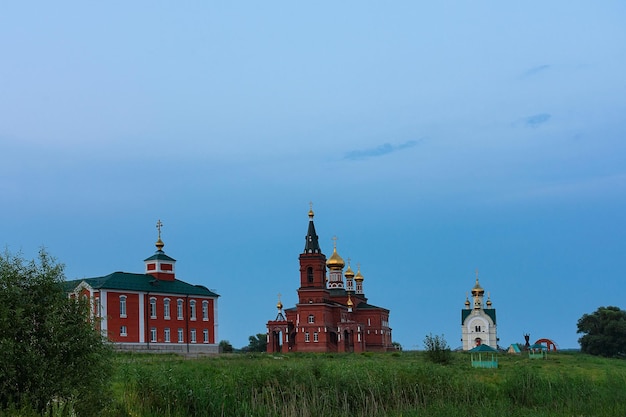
[535,338,558,351]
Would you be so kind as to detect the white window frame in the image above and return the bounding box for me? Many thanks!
[191,329,197,343]
[120,325,127,336]
[313,332,318,342]
[150,327,157,342]
[164,328,171,343]
[177,299,184,320]
[119,295,127,318]
[150,297,157,319]
[178,328,184,343]
[305,332,310,342]
[190,300,196,321]
[203,329,209,343]
[308,315,315,324]
[164,298,171,320]
[202,300,209,321]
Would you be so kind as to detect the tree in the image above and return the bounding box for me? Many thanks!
[219,340,234,353]
[246,333,268,352]
[0,249,113,415]
[423,333,452,364]
[577,306,626,357]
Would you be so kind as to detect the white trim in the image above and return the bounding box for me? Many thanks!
[138,294,145,343]
[213,298,219,342]
[100,291,108,335]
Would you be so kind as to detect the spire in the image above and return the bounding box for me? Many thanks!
[303,202,321,254]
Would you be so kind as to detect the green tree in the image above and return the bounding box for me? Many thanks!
[423,333,452,364]
[219,339,234,353]
[577,306,626,357]
[246,333,268,352]
[0,249,113,415]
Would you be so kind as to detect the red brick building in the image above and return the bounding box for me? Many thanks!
[66,222,220,353]
[267,208,392,353]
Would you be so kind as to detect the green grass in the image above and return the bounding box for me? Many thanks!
[101,351,626,417]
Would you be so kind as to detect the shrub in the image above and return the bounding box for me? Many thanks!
[423,333,452,364]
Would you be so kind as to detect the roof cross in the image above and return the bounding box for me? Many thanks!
[156,219,163,239]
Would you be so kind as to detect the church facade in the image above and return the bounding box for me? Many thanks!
[267,208,393,353]
[65,222,220,354]
[461,274,497,350]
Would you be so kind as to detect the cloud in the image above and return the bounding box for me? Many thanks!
[521,64,550,78]
[343,140,420,160]
[524,113,551,128]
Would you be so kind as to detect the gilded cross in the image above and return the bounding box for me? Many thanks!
[332,235,338,248]
[156,219,163,239]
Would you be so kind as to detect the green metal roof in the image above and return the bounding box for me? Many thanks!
[65,271,219,297]
[461,308,496,325]
[469,344,498,352]
[143,251,176,262]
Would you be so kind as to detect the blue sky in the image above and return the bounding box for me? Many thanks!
[1,1,625,350]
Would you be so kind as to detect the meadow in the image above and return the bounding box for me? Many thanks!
[103,350,626,417]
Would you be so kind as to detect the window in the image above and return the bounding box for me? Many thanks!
[307,267,314,283]
[150,327,157,342]
[305,332,310,342]
[190,300,196,321]
[164,298,171,319]
[177,299,184,320]
[202,300,209,321]
[313,332,318,342]
[203,329,209,343]
[178,328,184,343]
[120,325,127,336]
[308,315,315,324]
[191,329,197,343]
[95,297,100,317]
[164,328,171,343]
[475,325,482,332]
[150,297,157,318]
[119,295,127,317]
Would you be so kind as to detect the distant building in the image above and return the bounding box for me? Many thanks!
[65,221,220,353]
[461,273,497,350]
[267,207,393,353]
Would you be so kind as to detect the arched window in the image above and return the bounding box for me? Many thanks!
[308,314,315,324]
[307,267,314,283]
[164,298,171,319]
[119,295,127,317]
[190,300,197,320]
[202,300,209,321]
[177,299,184,320]
[150,297,157,318]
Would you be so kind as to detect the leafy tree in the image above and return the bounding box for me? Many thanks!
[577,306,626,357]
[423,333,452,364]
[219,339,234,353]
[246,333,268,352]
[392,341,403,351]
[0,249,113,415]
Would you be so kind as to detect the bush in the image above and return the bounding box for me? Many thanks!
[424,333,452,364]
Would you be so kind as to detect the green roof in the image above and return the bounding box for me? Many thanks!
[461,308,496,325]
[65,272,219,297]
[143,251,176,262]
[469,344,498,352]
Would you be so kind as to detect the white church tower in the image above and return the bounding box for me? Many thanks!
[461,271,498,350]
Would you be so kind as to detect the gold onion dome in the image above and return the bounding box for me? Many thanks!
[471,278,484,296]
[344,264,355,279]
[326,246,345,270]
[155,238,164,252]
[354,267,364,282]
[277,300,283,310]
[486,298,492,307]
[465,297,470,307]
[347,294,354,308]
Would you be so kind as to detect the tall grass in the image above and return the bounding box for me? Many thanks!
[105,351,626,417]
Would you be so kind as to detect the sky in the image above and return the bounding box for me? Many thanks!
[1,1,625,350]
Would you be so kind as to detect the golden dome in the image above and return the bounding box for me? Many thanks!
[347,294,354,308]
[354,266,364,282]
[326,246,345,270]
[277,300,283,310]
[465,297,470,307]
[155,237,164,251]
[486,299,492,307]
[471,278,484,296]
[344,264,355,279]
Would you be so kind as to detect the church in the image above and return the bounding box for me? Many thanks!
[461,273,498,350]
[65,221,220,353]
[267,207,393,353]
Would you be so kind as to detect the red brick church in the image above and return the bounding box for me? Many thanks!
[66,221,220,353]
[267,208,392,353]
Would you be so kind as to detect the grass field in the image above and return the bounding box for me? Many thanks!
[103,350,626,417]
